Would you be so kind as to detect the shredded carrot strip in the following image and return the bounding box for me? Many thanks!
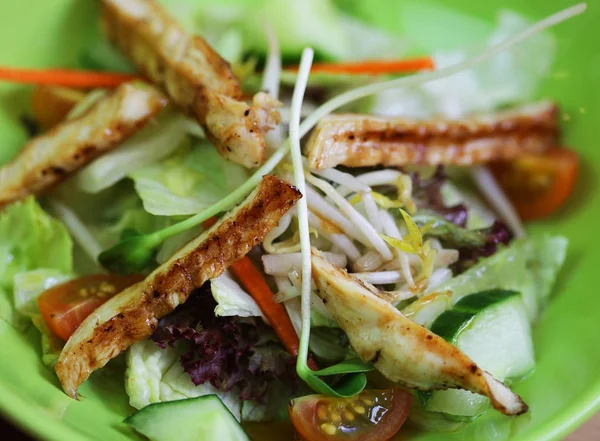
[230,256,301,354]
[284,56,435,75]
[0,67,140,88]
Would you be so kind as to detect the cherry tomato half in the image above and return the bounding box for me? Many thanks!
[288,388,413,441]
[489,146,579,221]
[38,273,144,341]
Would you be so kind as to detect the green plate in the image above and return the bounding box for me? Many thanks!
[0,0,598,440]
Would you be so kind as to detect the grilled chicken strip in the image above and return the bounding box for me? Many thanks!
[55,175,301,398]
[306,101,558,170]
[101,0,280,168]
[0,83,166,209]
[311,249,528,416]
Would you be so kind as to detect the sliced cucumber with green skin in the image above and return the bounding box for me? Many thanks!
[125,395,250,441]
[425,289,535,418]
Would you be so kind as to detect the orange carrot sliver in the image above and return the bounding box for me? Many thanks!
[230,256,300,355]
[0,67,140,88]
[284,56,435,75]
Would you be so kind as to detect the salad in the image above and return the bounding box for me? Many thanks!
[0,0,586,440]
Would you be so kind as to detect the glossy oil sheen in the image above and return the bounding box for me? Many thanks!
[0,1,598,440]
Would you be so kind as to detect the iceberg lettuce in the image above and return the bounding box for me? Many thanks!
[12,269,73,367]
[75,112,190,194]
[126,339,242,419]
[211,272,264,318]
[130,142,249,216]
[13,269,72,317]
[0,197,72,291]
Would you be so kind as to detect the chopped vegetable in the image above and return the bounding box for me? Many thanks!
[130,141,249,216]
[0,66,139,88]
[230,256,301,357]
[288,388,413,441]
[489,147,579,221]
[126,339,241,417]
[125,395,250,441]
[38,273,144,341]
[284,56,434,75]
[0,197,72,291]
[150,287,296,405]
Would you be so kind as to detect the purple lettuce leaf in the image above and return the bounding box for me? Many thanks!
[152,284,296,403]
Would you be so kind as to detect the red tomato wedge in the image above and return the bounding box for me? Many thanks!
[288,388,413,441]
[489,146,580,221]
[38,274,144,341]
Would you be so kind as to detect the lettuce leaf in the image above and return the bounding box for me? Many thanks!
[13,269,72,317]
[54,182,172,252]
[130,142,249,216]
[150,288,296,405]
[0,197,72,291]
[12,269,73,367]
[403,235,568,325]
[371,10,555,118]
[154,0,408,63]
[0,287,29,331]
[75,112,190,194]
[32,315,65,368]
[126,339,242,419]
[210,272,264,318]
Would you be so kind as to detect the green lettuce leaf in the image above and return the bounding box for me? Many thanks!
[13,269,72,317]
[13,269,73,366]
[126,339,242,418]
[54,182,172,251]
[403,235,568,325]
[130,142,249,216]
[75,112,191,194]
[0,197,72,291]
[0,287,29,331]
[413,213,486,248]
[31,315,65,368]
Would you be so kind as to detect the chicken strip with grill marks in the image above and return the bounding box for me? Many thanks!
[0,82,166,209]
[101,0,280,168]
[306,101,558,170]
[311,249,528,416]
[55,175,301,398]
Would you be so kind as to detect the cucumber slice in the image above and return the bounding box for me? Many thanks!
[425,289,534,418]
[125,395,250,441]
[407,398,466,432]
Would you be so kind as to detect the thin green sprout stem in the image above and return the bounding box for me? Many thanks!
[288,48,315,379]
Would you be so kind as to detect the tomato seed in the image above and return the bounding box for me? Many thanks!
[317,405,327,421]
[320,423,337,436]
[343,410,355,422]
[330,411,341,424]
[352,404,366,414]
